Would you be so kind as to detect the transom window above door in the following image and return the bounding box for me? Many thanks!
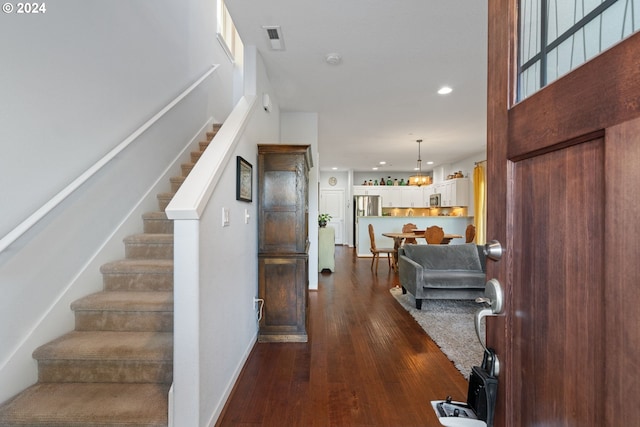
[519,0,640,100]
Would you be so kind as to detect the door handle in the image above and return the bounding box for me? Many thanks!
[475,278,503,376]
[484,240,504,261]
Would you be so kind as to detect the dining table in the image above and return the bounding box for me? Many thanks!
[381,231,464,269]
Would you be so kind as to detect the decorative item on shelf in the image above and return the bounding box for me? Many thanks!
[454,171,464,178]
[379,177,386,186]
[386,176,392,185]
[318,213,332,228]
[400,178,405,186]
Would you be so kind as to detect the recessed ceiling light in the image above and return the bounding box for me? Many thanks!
[438,86,453,95]
[332,167,338,170]
[427,161,434,165]
[379,161,386,165]
[325,53,342,65]
[372,167,379,170]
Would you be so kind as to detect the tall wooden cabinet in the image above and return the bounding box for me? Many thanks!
[257,144,312,342]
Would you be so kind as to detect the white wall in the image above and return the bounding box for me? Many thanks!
[319,171,350,245]
[0,0,235,404]
[281,113,319,290]
[197,49,281,426]
[0,1,229,238]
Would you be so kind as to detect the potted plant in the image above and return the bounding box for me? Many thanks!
[318,213,332,227]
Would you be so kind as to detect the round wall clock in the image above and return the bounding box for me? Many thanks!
[328,176,337,186]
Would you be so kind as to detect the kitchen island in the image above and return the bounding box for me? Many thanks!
[356,216,473,258]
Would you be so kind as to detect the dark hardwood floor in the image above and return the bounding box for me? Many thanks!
[217,246,468,426]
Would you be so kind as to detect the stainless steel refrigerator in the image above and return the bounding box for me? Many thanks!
[353,195,381,246]
[354,195,381,217]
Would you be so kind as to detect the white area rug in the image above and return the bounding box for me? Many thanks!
[390,287,485,379]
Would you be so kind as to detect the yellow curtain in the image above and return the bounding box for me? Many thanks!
[473,163,487,244]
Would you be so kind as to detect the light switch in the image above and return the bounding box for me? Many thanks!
[222,207,230,227]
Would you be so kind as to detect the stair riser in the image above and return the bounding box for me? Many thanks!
[143,218,173,234]
[157,196,172,212]
[170,177,185,193]
[75,312,173,332]
[38,361,172,384]
[103,274,173,292]
[190,151,203,163]
[125,243,173,260]
[199,141,210,151]
[181,163,194,176]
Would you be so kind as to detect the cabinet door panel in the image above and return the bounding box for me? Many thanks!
[261,259,299,326]
[261,211,297,251]
[264,171,297,207]
[258,256,308,342]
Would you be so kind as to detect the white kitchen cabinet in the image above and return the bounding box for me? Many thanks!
[353,185,381,196]
[422,184,435,207]
[436,178,469,207]
[435,182,450,206]
[400,187,425,207]
[379,187,402,207]
[423,184,437,195]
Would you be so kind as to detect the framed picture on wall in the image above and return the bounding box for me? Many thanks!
[236,156,252,202]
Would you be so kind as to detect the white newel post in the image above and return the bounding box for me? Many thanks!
[171,219,201,426]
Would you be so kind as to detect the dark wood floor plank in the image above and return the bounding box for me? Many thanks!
[217,246,468,426]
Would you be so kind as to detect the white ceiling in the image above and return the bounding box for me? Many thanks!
[225,0,488,173]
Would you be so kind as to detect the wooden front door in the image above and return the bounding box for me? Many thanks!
[487,1,640,426]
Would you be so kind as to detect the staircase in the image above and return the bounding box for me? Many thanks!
[0,125,221,427]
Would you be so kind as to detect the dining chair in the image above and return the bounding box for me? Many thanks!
[402,223,418,244]
[425,225,444,244]
[465,224,476,243]
[368,224,395,273]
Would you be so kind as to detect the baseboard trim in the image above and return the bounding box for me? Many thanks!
[207,331,258,427]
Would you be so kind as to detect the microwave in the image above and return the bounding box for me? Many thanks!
[429,193,442,207]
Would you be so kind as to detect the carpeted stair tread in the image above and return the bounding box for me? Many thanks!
[101,259,173,274]
[180,163,195,176]
[124,234,173,244]
[101,259,173,292]
[141,211,169,221]
[72,291,173,332]
[142,212,172,234]
[33,331,173,361]
[206,126,221,140]
[155,193,174,211]
[169,176,185,192]
[190,151,203,162]
[72,291,173,312]
[0,383,169,426]
[124,234,173,260]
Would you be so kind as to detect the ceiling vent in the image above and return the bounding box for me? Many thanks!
[262,25,285,50]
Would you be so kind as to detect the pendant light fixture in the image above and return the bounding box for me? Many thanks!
[409,139,430,186]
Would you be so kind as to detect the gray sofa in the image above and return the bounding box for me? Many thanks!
[398,244,487,309]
